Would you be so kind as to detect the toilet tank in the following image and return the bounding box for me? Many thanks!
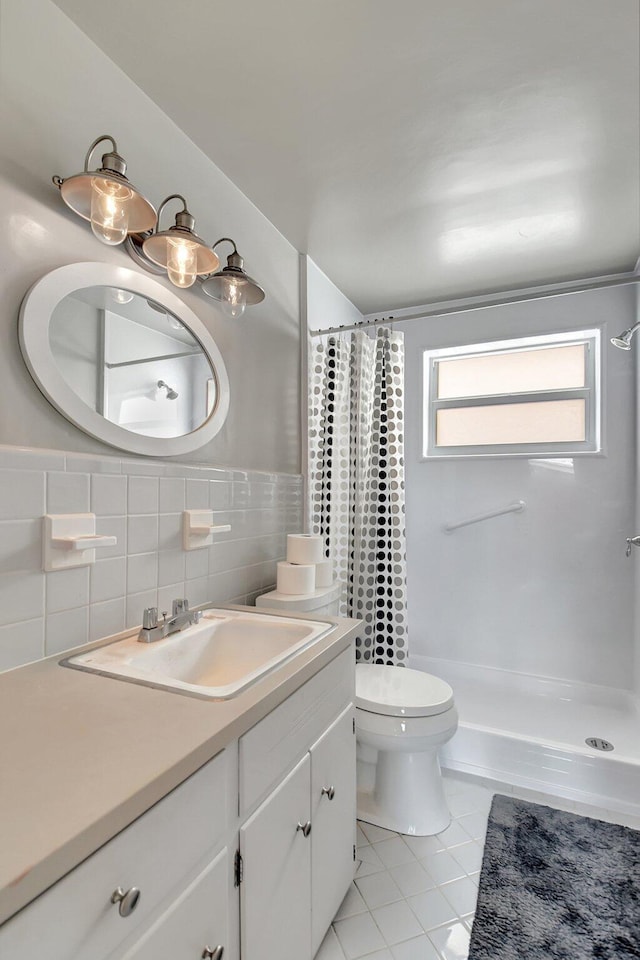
[255,581,342,616]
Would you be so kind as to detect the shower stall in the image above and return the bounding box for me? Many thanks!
[395,280,640,815]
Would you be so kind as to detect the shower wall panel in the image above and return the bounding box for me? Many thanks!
[400,284,637,689]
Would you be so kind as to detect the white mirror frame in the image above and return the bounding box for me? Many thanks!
[19,262,230,457]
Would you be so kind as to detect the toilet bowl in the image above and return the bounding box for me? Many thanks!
[356,664,458,836]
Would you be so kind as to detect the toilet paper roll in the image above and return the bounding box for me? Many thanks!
[286,534,324,565]
[315,559,333,588]
[277,561,316,595]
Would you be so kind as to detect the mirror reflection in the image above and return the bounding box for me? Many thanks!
[49,286,217,439]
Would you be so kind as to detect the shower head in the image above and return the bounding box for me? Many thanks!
[611,321,640,350]
[157,379,179,400]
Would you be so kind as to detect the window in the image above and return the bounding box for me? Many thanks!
[423,329,601,458]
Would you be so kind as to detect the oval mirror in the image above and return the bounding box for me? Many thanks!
[19,262,229,457]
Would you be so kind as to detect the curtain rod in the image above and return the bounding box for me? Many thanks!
[309,274,639,338]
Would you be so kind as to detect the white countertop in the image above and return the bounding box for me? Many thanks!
[0,606,360,926]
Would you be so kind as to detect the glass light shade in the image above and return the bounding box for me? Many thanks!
[166,237,198,288]
[59,172,156,236]
[142,230,219,287]
[201,271,265,308]
[222,278,247,318]
[90,177,132,245]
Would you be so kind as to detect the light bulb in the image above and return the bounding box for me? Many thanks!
[90,177,132,245]
[166,237,198,288]
[222,279,246,318]
[112,288,134,305]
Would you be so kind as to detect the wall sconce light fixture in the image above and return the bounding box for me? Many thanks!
[53,135,156,245]
[201,238,265,318]
[54,135,265,311]
[140,195,220,289]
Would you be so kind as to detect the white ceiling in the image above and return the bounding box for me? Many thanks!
[53,0,639,314]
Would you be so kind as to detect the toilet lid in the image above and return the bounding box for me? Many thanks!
[355,664,454,718]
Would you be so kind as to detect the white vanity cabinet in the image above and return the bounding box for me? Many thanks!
[238,649,356,960]
[0,645,355,960]
[0,749,234,960]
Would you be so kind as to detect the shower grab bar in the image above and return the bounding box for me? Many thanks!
[444,500,525,533]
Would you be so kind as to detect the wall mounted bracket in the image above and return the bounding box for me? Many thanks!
[44,514,117,571]
[183,509,231,551]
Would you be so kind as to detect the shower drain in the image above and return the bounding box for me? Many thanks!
[585,737,614,752]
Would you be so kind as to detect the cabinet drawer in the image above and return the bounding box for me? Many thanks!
[239,647,354,813]
[0,750,229,960]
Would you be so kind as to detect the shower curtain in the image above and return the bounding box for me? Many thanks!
[308,327,408,665]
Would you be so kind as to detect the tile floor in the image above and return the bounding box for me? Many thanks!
[315,773,639,960]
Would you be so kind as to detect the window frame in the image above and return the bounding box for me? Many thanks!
[422,328,601,459]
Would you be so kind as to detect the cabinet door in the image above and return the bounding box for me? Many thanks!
[240,754,311,960]
[119,848,233,960]
[310,704,356,955]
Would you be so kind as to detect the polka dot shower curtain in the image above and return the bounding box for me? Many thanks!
[308,327,408,665]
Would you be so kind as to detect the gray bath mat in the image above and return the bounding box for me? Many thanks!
[468,794,640,960]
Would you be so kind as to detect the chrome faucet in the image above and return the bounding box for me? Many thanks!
[626,536,640,558]
[138,598,202,643]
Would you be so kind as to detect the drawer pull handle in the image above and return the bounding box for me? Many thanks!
[321,785,336,801]
[111,886,141,917]
[296,820,312,837]
[202,947,224,959]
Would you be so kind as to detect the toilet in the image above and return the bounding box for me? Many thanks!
[256,583,457,836]
[356,664,458,836]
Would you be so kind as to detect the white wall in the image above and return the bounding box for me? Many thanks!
[400,284,637,690]
[0,0,301,473]
[0,0,309,671]
[304,259,363,331]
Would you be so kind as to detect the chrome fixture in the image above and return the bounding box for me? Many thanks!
[625,535,640,557]
[53,136,265,310]
[611,321,640,350]
[444,500,525,533]
[53,135,156,245]
[138,194,220,289]
[111,886,141,917]
[201,238,266,318]
[202,947,224,960]
[585,737,614,751]
[138,598,201,642]
[157,379,179,400]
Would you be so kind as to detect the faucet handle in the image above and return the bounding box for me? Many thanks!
[142,607,158,630]
[171,598,189,617]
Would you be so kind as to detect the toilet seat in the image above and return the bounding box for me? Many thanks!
[356,664,454,718]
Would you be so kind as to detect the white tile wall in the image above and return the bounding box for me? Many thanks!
[0,444,303,672]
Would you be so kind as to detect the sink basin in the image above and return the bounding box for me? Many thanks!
[65,609,335,699]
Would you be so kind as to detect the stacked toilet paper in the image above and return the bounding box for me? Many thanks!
[276,534,334,595]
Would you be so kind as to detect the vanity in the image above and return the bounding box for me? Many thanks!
[0,608,359,960]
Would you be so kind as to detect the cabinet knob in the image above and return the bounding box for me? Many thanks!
[202,947,224,959]
[110,886,141,917]
[296,820,312,837]
[321,785,336,801]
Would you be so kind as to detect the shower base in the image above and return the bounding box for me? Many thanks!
[413,656,640,816]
